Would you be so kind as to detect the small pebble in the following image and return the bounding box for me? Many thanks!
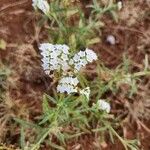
[106,35,116,45]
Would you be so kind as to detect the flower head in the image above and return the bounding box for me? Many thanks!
[70,51,87,71]
[39,43,70,74]
[97,100,111,113]
[32,0,50,15]
[39,43,98,75]
[70,48,98,72]
[57,76,79,94]
[85,48,98,62]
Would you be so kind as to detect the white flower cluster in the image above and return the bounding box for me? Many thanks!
[39,43,97,95]
[70,48,98,72]
[57,76,79,94]
[40,43,98,74]
[39,43,70,74]
[97,100,111,113]
[32,0,50,15]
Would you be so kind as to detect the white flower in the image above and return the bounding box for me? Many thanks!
[117,1,123,10]
[97,100,111,113]
[39,43,98,75]
[56,44,69,54]
[39,43,70,73]
[39,43,53,50]
[41,58,49,70]
[85,48,98,62]
[57,76,79,94]
[32,0,50,15]
[80,87,90,100]
[70,49,98,72]
[57,84,78,94]
[72,52,86,71]
[78,51,86,57]
[73,54,81,62]
[61,53,69,61]
[39,43,53,58]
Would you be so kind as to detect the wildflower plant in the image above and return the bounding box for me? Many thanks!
[39,43,98,97]
[16,42,145,150]
[16,42,118,149]
[14,0,150,150]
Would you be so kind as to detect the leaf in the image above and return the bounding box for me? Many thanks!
[86,37,101,45]
[39,113,54,125]
[14,118,41,129]
[43,95,51,113]
[69,33,76,50]
[48,142,65,150]
[0,39,6,50]
[111,11,118,22]
[45,94,57,104]
[20,126,25,150]
[67,9,78,18]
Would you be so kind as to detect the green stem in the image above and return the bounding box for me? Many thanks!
[133,71,150,77]
[110,127,128,150]
[31,127,53,150]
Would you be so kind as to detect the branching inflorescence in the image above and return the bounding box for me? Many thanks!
[39,44,70,73]
[39,42,111,112]
[40,45,90,92]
